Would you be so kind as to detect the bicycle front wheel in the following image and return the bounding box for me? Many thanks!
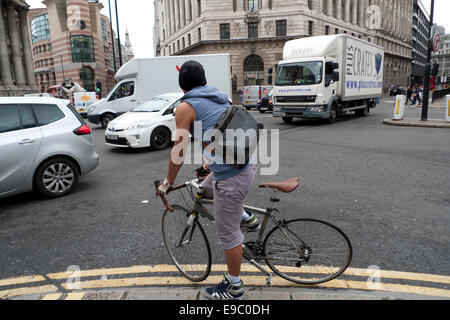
[263,219,352,285]
[162,205,212,282]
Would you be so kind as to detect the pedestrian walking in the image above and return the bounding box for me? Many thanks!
[405,86,414,105]
[412,84,422,106]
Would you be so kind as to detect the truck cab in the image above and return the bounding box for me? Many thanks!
[273,57,339,123]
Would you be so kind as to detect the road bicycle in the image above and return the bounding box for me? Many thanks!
[154,172,352,286]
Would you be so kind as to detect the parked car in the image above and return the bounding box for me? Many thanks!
[0,97,99,199]
[389,86,406,96]
[257,89,274,113]
[105,92,183,150]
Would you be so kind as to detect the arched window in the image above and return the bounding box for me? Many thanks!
[79,66,95,91]
[244,54,264,86]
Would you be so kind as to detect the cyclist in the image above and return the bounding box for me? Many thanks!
[157,60,259,300]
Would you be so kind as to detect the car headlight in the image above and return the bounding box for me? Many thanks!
[127,122,148,130]
[88,105,96,113]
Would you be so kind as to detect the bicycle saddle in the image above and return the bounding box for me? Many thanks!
[259,178,299,193]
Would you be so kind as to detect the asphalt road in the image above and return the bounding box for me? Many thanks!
[0,98,449,289]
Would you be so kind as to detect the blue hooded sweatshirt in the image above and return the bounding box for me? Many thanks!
[181,85,247,180]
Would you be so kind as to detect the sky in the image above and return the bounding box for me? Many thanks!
[26,0,450,58]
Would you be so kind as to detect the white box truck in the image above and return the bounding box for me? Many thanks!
[272,35,384,123]
[242,85,273,110]
[73,92,97,117]
[87,54,232,127]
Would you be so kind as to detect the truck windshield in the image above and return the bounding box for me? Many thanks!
[275,61,323,86]
[131,97,170,112]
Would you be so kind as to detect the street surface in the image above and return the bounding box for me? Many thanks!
[0,97,449,298]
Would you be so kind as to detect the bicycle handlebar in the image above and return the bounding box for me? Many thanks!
[154,180,174,212]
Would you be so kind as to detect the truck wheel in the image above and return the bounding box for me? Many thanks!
[355,103,369,117]
[101,113,115,128]
[245,106,252,111]
[282,117,293,124]
[151,127,171,151]
[259,109,266,114]
[34,158,79,198]
[327,104,338,124]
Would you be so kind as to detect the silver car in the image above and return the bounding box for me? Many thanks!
[0,97,99,199]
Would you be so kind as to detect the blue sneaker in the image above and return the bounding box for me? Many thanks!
[241,211,261,233]
[203,273,244,300]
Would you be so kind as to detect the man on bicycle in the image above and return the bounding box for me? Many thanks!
[157,61,259,300]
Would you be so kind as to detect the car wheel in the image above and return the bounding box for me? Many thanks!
[151,127,171,150]
[101,114,115,128]
[34,158,79,198]
[282,117,293,124]
[245,106,252,111]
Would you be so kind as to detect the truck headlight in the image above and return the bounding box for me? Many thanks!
[273,106,281,112]
[310,106,324,112]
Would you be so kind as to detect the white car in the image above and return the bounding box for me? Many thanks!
[104,92,183,150]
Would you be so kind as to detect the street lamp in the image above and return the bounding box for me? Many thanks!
[421,0,435,121]
[108,0,117,73]
[114,0,123,67]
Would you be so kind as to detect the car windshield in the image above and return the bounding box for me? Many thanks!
[275,61,323,86]
[131,97,171,112]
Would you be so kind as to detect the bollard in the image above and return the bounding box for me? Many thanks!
[446,95,450,123]
[393,95,405,120]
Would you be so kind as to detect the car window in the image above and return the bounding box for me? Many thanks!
[163,99,181,115]
[32,104,65,126]
[66,103,85,125]
[0,104,20,133]
[20,104,38,129]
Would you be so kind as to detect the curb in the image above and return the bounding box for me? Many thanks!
[383,119,450,128]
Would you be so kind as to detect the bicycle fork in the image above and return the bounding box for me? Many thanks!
[242,244,273,287]
[177,213,197,247]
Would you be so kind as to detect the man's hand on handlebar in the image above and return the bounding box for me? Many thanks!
[157,178,173,197]
[195,163,211,178]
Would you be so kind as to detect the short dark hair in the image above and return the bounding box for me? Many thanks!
[178,60,207,91]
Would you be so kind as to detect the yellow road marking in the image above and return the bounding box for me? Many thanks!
[0,285,58,299]
[0,275,46,287]
[64,292,85,300]
[41,293,62,300]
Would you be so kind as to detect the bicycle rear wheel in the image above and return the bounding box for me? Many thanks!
[162,205,212,282]
[263,219,352,285]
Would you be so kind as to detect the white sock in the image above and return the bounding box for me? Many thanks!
[227,273,241,284]
[241,210,250,220]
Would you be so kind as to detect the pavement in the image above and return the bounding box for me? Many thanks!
[383,97,450,128]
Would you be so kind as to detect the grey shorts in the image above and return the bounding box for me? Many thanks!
[201,165,257,250]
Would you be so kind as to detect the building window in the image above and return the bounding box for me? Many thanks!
[188,33,191,46]
[308,21,313,36]
[79,66,95,91]
[31,14,50,43]
[276,20,286,37]
[220,23,230,40]
[248,0,258,11]
[101,19,108,42]
[198,28,201,41]
[308,0,313,10]
[197,0,201,17]
[325,25,330,35]
[70,35,95,63]
[233,0,237,12]
[244,54,264,86]
[182,37,185,49]
[248,22,258,39]
[177,40,180,51]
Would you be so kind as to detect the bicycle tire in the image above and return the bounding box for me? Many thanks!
[162,205,212,282]
[263,219,352,285]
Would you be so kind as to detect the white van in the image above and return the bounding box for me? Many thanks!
[242,85,273,110]
[87,54,232,128]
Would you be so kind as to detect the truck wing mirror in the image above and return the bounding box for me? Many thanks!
[332,62,339,70]
[332,70,340,82]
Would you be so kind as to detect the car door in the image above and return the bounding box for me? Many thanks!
[0,104,43,195]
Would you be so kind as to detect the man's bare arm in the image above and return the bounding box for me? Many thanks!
[165,102,196,185]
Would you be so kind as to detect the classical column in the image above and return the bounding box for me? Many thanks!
[0,2,13,86]
[185,0,191,23]
[164,0,170,36]
[174,0,180,32]
[336,0,342,20]
[358,0,364,26]
[327,0,333,16]
[7,3,26,86]
[169,0,174,36]
[344,0,350,22]
[351,0,357,25]
[19,9,35,87]
[180,0,186,28]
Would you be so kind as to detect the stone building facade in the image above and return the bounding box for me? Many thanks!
[27,0,117,94]
[153,0,413,96]
[410,0,430,86]
[0,0,38,96]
